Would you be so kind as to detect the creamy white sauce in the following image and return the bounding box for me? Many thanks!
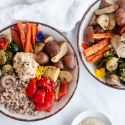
[79,117,106,125]
[13,52,39,81]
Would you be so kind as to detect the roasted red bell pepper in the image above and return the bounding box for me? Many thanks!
[26,78,37,97]
[0,38,8,51]
[58,81,68,101]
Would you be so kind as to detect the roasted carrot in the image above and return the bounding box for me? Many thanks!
[17,22,25,50]
[86,45,111,63]
[94,33,113,39]
[120,26,125,35]
[11,28,22,49]
[24,23,33,53]
[83,39,110,57]
[31,24,37,46]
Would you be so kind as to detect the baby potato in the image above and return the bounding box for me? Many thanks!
[45,41,60,57]
[35,52,49,65]
[59,71,73,83]
[53,60,64,70]
[63,54,76,70]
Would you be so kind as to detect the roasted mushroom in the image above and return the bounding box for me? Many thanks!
[100,0,115,8]
[53,60,64,70]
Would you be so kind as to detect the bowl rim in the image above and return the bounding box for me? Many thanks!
[0,21,80,121]
[77,0,125,90]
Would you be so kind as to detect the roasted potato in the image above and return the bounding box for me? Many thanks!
[115,8,125,26]
[35,52,49,65]
[63,54,76,70]
[59,71,73,83]
[45,41,60,57]
[84,26,94,43]
[100,0,115,8]
[53,60,64,70]
[95,4,118,15]
[97,14,110,30]
[117,0,125,9]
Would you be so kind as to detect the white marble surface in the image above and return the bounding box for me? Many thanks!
[0,0,125,125]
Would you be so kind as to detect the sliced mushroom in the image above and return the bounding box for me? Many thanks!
[95,4,118,15]
[97,14,110,30]
[51,41,68,63]
[59,71,73,83]
[108,14,116,30]
[1,75,16,89]
[84,26,94,43]
[100,0,115,8]
[44,36,54,43]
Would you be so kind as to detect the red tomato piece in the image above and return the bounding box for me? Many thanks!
[30,89,45,103]
[36,91,55,112]
[0,38,8,51]
[26,78,37,97]
[58,81,68,101]
[37,77,55,92]
[82,42,89,49]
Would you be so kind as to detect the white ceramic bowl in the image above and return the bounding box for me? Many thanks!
[77,0,125,90]
[0,21,79,121]
[71,110,112,125]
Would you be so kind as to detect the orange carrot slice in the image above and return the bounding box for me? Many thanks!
[83,39,110,57]
[31,24,37,46]
[24,23,33,53]
[17,22,25,50]
[94,33,113,39]
[86,45,111,63]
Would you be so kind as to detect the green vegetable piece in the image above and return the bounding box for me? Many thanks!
[2,64,13,75]
[6,51,13,61]
[11,43,19,52]
[0,50,7,65]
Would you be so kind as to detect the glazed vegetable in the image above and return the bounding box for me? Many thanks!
[84,39,110,57]
[17,22,25,49]
[34,42,45,54]
[107,74,121,87]
[31,24,37,46]
[2,64,13,75]
[0,50,7,65]
[24,23,33,53]
[106,57,119,71]
[45,41,60,57]
[1,75,16,89]
[53,60,64,70]
[51,41,68,63]
[59,71,73,83]
[63,54,76,69]
[35,52,49,65]
[43,66,60,82]
[95,68,106,79]
[95,4,118,15]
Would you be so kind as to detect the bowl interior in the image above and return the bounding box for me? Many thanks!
[78,0,125,89]
[0,22,79,121]
[71,110,112,125]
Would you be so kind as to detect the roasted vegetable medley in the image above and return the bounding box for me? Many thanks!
[0,22,77,115]
[82,0,125,87]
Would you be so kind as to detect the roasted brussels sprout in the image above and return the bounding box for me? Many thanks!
[6,51,13,62]
[107,74,121,87]
[2,64,13,75]
[106,57,119,71]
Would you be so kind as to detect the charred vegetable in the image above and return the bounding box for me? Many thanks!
[106,57,119,71]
